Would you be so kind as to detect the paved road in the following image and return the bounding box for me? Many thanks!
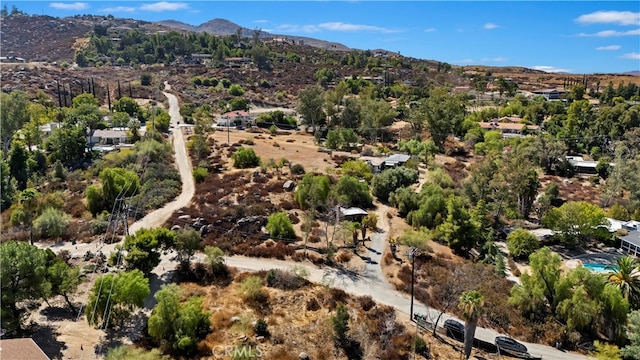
[39,86,590,360]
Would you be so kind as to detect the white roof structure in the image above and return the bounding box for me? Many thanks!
[384,153,411,166]
[339,207,368,217]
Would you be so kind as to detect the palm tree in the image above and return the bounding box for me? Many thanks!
[607,256,640,308]
[458,290,484,360]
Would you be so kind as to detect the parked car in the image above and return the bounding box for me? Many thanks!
[444,319,464,341]
[495,336,528,357]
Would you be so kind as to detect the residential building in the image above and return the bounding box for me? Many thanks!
[532,88,567,100]
[39,122,62,139]
[88,127,146,146]
[478,122,539,138]
[620,230,640,257]
[384,154,411,168]
[564,156,614,174]
[0,338,50,360]
[216,111,254,127]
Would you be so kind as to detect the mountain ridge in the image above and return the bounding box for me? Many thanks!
[155,18,351,51]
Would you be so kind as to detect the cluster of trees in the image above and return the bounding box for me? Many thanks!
[0,90,177,215]
[1,241,81,335]
[510,248,640,351]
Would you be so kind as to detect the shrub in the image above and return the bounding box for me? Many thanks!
[290,163,305,175]
[232,147,261,169]
[140,74,152,86]
[372,167,419,202]
[91,218,109,235]
[265,212,296,239]
[228,84,245,96]
[33,207,70,238]
[265,268,308,290]
[506,228,539,259]
[237,276,266,304]
[193,167,208,183]
[254,318,269,337]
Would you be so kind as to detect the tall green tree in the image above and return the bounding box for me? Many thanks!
[113,96,140,117]
[124,228,175,275]
[509,247,562,317]
[542,201,609,247]
[358,98,397,143]
[174,228,202,266]
[46,123,87,167]
[295,173,331,210]
[414,87,467,151]
[0,241,51,335]
[297,85,325,135]
[506,228,539,259]
[8,140,29,190]
[437,196,480,254]
[623,310,640,359]
[47,259,80,312]
[606,256,640,309]
[0,90,30,154]
[331,303,350,344]
[86,270,149,328]
[459,290,484,360]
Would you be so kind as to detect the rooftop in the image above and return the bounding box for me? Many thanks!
[479,122,540,131]
[0,338,50,360]
[339,207,368,217]
[621,230,640,247]
[385,153,411,163]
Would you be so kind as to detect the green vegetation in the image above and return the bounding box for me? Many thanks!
[86,270,150,328]
[148,284,210,356]
[266,211,296,239]
[231,147,261,168]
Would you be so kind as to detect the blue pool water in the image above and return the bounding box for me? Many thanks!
[583,263,615,273]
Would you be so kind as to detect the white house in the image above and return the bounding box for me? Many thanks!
[39,122,62,139]
[216,110,254,128]
[88,127,146,146]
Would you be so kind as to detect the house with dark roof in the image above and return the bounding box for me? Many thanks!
[620,230,640,257]
[0,338,50,360]
[532,88,567,100]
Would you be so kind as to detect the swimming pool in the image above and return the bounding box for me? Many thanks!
[583,263,616,273]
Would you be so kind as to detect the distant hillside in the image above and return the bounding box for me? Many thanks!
[155,18,350,51]
[624,71,640,76]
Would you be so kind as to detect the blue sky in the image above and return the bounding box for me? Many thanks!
[8,1,640,74]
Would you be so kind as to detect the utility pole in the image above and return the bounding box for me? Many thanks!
[408,247,417,321]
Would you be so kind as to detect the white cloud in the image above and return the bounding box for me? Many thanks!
[49,2,88,10]
[254,20,269,24]
[276,22,400,34]
[317,22,400,33]
[424,28,436,33]
[484,23,499,30]
[481,57,508,62]
[620,52,640,60]
[139,2,189,12]
[578,28,640,37]
[102,6,135,13]
[576,11,640,26]
[596,45,621,51]
[531,66,571,73]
